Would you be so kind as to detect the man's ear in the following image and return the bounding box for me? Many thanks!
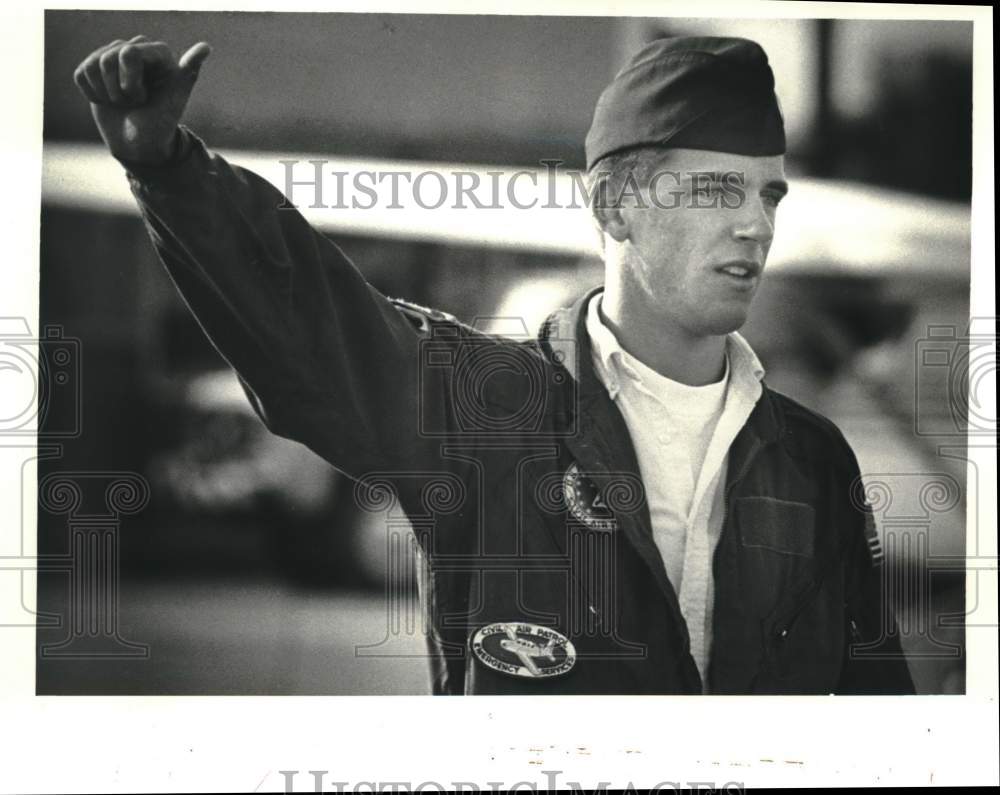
[592,202,630,244]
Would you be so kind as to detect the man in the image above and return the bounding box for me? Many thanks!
[73,33,914,694]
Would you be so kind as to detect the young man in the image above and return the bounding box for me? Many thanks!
[73,34,914,694]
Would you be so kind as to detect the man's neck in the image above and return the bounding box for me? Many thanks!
[598,290,727,387]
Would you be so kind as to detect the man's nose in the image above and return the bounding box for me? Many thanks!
[732,197,774,246]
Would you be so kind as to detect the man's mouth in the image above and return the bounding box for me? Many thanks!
[714,259,762,282]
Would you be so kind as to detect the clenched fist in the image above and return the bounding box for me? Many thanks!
[73,36,212,165]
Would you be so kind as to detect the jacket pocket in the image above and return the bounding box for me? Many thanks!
[737,496,816,557]
[734,496,818,620]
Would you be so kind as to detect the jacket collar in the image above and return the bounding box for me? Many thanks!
[586,290,766,413]
[540,286,785,446]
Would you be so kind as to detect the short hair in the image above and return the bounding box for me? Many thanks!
[584,145,670,212]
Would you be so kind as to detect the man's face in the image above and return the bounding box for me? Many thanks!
[615,147,788,337]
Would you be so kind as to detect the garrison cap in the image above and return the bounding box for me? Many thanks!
[585,36,786,170]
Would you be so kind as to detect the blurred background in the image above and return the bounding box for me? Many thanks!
[33,12,975,694]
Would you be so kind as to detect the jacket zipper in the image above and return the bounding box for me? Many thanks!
[705,437,764,689]
[772,577,825,640]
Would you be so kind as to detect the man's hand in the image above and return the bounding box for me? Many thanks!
[73,36,211,165]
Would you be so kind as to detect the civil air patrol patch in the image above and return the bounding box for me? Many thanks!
[470,622,576,679]
[562,463,615,531]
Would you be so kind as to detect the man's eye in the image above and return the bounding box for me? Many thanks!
[761,190,784,207]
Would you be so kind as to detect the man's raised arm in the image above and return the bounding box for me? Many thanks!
[73,37,448,479]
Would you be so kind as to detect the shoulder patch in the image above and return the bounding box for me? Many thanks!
[389,298,460,334]
[862,506,885,567]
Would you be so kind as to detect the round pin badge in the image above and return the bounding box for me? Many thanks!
[471,622,576,679]
[562,463,615,531]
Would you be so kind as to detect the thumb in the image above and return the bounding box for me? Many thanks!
[178,41,212,80]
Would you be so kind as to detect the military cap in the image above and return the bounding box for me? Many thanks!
[585,36,786,170]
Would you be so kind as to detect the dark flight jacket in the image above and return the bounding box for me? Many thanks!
[123,126,915,695]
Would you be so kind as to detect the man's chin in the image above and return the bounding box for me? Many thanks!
[694,305,751,336]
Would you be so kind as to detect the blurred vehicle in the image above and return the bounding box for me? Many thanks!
[150,370,336,514]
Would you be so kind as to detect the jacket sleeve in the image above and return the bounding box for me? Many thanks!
[122,126,449,481]
[835,445,917,695]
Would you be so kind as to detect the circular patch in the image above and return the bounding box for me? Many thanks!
[563,463,615,531]
[471,622,576,679]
